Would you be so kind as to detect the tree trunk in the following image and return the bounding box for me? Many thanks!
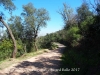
[0,18,17,58]
[34,38,38,51]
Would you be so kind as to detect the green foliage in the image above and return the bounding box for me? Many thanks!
[8,16,23,40]
[22,2,50,36]
[37,34,53,49]
[0,0,16,11]
[58,3,76,29]
[60,1,100,75]
[0,39,25,61]
[16,39,25,57]
[60,49,79,75]
[6,2,50,53]
[0,39,13,61]
[37,31,66,49]
[66,26,82,46]
[60,43,100,75]
[80,16,94,36]
[49,42,58,50]
[21,2,50,51]
[77,2,93,22]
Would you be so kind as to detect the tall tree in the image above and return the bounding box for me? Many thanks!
[22,3,50,51]
[77,2,93,22]
[58,3,76,29]
[0,16,17,58]
[77,2,93,35]
[0,0,17,58]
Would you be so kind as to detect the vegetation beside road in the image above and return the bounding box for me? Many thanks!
[0,0,100,75]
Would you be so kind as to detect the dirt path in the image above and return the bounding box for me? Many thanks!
[0,44,65,75]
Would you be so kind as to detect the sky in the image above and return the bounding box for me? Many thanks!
[0,0,84,36]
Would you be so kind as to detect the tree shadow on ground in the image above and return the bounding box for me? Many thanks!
[5,47,65,75]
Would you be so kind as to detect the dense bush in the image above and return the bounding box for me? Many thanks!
[0,39,13,61]
[16,39,25,57]
[66,26,82,46]
[0,39,24,61]
[49,42,58,50]
[60,1,100,75]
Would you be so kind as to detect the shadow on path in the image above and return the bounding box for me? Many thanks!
[3,46,66,75]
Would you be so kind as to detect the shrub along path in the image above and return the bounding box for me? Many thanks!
[0,43,66,75]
